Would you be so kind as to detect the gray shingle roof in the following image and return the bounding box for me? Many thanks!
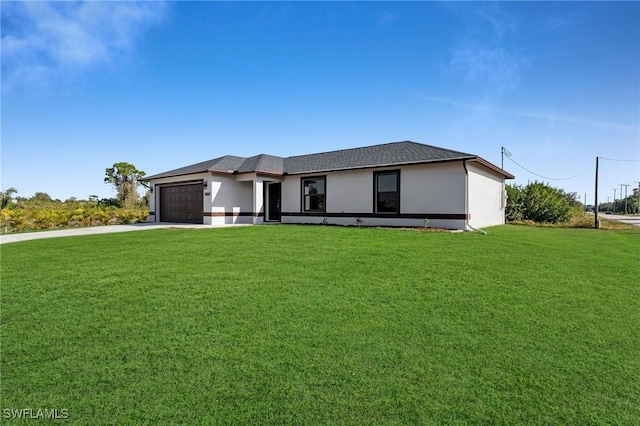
[144,155,246,180]
[237,154,284,174]
[283,141,474,174]
[144,141,512,180]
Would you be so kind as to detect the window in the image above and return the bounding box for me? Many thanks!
[302,176,326,212]
[375,170,399,213]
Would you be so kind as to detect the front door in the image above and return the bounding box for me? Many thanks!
[267,183,281,222]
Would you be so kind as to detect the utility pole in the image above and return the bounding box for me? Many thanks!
[594,157,600,228]
[501,147,511,169]
[584,192,587,213]
[635,181,640,215]
[619,184,625,212]
[613,188,617,212]
[621,184,630,215]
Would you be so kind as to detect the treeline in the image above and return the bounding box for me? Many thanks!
[1,161,150,234]
[596,193,639,215]
[0,190,148,234]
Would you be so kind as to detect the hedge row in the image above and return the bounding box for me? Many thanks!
[1,207,149,233]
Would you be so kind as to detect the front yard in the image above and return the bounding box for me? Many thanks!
[1,225,638,424]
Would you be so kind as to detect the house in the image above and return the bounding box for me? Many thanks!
[143,141,514,230]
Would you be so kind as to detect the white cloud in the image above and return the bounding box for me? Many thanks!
[376,11,397,29]
[447,4,524,94]
[1,1,168,90]
[419,95,639,132]
[450,44,523,93]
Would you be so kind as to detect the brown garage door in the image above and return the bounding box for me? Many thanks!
[159,183,203,224]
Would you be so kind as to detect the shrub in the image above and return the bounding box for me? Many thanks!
[1,209,28,232]
[89,208,113,226]
[32,209,58,229]
[117,209,148,224]
[506,182,572,224]
[1,206,149,233]
[505,185,524,221]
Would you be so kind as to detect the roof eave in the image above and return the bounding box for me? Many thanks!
[145,169,235,181]
[468,157,515,179]
[234,170,284,176]
[284,156,477,176]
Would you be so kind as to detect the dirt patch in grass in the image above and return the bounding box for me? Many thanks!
[394,226,464,233]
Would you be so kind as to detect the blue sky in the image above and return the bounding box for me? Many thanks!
[2,1,639,205]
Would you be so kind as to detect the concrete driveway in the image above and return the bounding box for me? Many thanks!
[0,223,246,245]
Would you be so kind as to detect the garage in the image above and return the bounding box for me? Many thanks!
[159,183,203,224]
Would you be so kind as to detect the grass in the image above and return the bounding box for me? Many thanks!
[597,216,640,230]
[509,213,640,230]
[1,225,639,424]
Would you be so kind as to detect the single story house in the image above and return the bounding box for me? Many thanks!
[143,141,514,230]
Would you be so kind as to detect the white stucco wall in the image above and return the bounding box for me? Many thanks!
[209,175,253,225]
[281,177,301,213]
[467,162,506,229]
[326,169,374,213]
[253,179,264,225]
[401,162,466,214]
[281,162,468,229]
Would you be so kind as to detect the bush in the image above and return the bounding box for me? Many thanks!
[1,209,28,232]
[117,209,148,224]
[560,209,593,228]
[505,185,524,222]
[0,206,149,234]
[506,182,572,224]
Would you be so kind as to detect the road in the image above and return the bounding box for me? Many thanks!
[598,213,640,227]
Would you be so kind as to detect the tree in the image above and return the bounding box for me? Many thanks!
[139,189,151,209]
[30,192,54,203]
[104,162,146,209]
[0,187,18,209]
[559,190,582,208]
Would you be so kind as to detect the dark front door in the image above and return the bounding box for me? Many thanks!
[267,183,281,222]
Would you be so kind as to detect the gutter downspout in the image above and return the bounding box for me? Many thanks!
[462,160,470,231]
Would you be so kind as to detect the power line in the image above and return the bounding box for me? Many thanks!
[503,152,582,181]
[599,157,640,163]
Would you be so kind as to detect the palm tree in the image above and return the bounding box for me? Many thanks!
[0,187,18,209]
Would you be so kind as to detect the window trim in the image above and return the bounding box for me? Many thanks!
[301,175,327,213]
[374,170,400,214]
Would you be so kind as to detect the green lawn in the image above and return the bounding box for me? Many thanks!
[1,225,639,424]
